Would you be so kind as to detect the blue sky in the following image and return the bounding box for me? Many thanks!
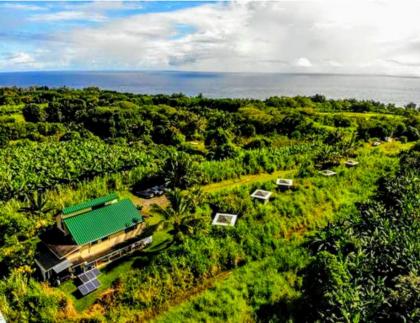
[0,1,205,51]
[0,1,210,71]
[1,1,420,75]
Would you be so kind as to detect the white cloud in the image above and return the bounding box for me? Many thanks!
[0,52,44,70]
[30,11,106,22]
[0,3,45,11]
[389,58,420,67]
[8,52,35,65]
[295,57,312,67]
[5,0,420,75]
[27,1,143,23]
[60,1,143,12]
[327,60,343,67]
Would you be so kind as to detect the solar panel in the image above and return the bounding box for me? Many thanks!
[86,270,96,281]
[77,278,100,296]
[78,272,89,284]
[91,268,100,276]
[78,268,100,284]
[78,284,90,296]
[91,278,100,288]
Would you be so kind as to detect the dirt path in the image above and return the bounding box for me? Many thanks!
[129,194,169,217]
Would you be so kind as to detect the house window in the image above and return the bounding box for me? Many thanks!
[91,240,98,246]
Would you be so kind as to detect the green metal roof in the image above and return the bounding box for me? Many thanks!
[63,199,143,245]
[63,193,118,215]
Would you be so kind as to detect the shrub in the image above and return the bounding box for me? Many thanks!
[244,138,272,150]
[239,124,256,137]
[22,104,46,122]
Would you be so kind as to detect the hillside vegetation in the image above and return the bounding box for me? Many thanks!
[0,87,418,322]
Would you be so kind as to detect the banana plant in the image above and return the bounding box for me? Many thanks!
[18,189,55,217]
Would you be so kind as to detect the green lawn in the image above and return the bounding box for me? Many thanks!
[59,256,137,312]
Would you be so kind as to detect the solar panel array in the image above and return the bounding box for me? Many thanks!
[78,278,100,296]
[78,268,100,283]
[77,268,101,296]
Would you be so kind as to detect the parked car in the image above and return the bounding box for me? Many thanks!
[135,189,155,198]
[134,185,166,199]
[150,185,164,195]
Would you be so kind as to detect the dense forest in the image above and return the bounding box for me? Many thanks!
[0,87,418,322]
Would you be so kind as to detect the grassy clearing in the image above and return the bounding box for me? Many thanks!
[0,113,24,122]
[316,111,404,119]
[153,255,302,323]
[10,113,25,122]
[376,141,414,155]
[59,145,403,316]
[202,169,295,193]
[150,150,401,321]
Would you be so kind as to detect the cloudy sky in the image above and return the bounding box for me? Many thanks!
[1,0,420,75]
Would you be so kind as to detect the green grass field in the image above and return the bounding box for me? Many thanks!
[58,142,405,315]
[315,111,404,119]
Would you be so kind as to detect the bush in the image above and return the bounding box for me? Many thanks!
[290,130,301,139]
[208,142,239,160]
[333,115,351,127]
[22,104,46,122]
[239,124,256,137]
[59,131,81,141]
[244,138,272,150]
[297,159,316,178]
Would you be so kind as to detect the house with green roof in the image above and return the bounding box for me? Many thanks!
[35,193,150,283]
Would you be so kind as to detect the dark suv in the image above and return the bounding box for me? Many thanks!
[135,185,166,199]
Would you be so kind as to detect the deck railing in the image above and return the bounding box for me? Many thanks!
[73,236,153,271]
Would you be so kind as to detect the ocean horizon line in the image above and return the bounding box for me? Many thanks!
[0,70,420,80]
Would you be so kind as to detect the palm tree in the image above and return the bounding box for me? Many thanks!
[151,188,203,242]
[161,152,200,189]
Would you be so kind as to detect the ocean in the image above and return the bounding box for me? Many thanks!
[0,71,419,106]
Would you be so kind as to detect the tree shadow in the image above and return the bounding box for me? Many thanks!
[138,222,163,239]
[254,298,301,323]
[144,238,175,254]
[101,254,132,273]
[131,239,175,269]
[72,289,83,300]
[100,222,173,274]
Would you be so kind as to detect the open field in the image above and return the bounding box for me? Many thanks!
[59,142,403,314]
[315,111,405,119]
[202,169,296,193]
